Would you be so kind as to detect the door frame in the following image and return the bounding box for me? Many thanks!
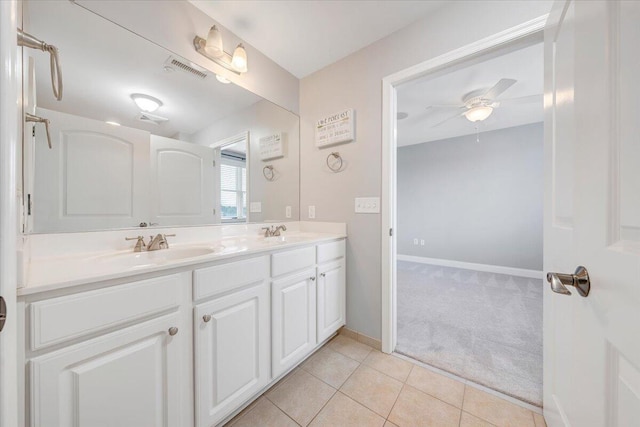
[380,15,548,354]
[0,0,19,426]
[210,131,250,224]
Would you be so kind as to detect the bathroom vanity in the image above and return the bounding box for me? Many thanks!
[17,223,346,426]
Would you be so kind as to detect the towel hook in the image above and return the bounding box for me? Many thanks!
[263,165,275,181]
[326,152,343,173]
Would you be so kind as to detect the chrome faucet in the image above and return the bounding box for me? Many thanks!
[261,225,287,237]
[147,233,176,251]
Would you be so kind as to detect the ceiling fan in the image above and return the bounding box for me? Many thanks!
[427,78,540,127]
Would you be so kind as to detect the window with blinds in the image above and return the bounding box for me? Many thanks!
[220,157,246,221]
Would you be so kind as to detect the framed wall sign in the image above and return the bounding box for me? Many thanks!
[315,108,354,148]
[259,133,284,160]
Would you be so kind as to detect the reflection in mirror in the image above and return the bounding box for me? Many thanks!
[22,0,299,233]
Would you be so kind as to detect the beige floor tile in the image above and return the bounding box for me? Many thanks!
[308,392,385,427]
[266,369,336,426]
[406,365,465,408]
[533,412,547,427]
[339,365,403,418]
[460,411,497,427]
[328,335,372,362]
[388,385,461,427]
[363,351,413,382]
[231,398,298,427]
[302,347,360,388]
[384,422,399,427]
[463,386,535,427]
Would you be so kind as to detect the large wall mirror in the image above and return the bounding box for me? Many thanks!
[22,0,300,233]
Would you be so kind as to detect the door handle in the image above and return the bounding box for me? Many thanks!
[546,266,590,297]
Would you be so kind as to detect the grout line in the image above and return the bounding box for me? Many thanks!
[392,351,542,414]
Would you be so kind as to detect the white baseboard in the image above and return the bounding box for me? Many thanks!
[397,254,544,279]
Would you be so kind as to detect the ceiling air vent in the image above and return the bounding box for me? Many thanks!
[137,112,169,125]
[164,56,208,79]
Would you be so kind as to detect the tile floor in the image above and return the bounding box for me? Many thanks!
[226,335,547,427]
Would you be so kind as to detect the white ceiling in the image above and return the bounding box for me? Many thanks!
[189,0,446,78]
[27,1,263,139]
[396,43,543,147]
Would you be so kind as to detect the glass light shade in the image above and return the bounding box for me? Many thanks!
[205,25,224,58]
[464,106,493,122]
[131,94,162,112]
[231,44,248,73]
[215,74,231,84]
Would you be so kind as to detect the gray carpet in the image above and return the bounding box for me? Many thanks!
[396,261,543,406]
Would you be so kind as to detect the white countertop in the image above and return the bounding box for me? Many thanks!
[19,222,346,296]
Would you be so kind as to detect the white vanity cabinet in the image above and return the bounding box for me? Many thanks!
[192,257,270,427]
[21,236,347,427]
[271,268,318,378]
[25,273,189,427]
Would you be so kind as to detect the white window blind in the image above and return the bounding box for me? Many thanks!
[220,157,246,220]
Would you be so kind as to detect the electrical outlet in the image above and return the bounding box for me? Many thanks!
[420,239,425,246]
[413,238,418,245]
[308,205,316,219]
[285,206,292,218]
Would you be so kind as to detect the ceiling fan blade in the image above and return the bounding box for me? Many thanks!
[497,94,543,106]
[430,110,465,127]
[483,78,517,100]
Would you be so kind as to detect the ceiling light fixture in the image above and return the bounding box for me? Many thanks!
[464,105,493,122]
[194,25,249,75]
[215,74,231,84]
[131,93,163,113]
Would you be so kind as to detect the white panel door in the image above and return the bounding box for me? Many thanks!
[544,1,640,426]
[272,269,317,378]
[33,108,150,232]
[194,281,269,427]
[317,259,346,343]
[29,313,183,427]
[150,135,214,226]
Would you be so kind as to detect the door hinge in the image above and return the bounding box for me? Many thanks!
[32,125,36,137]
[212,160,216,167]
[213,208,216,215]
[389,228,393,237]
[27,194,32,216]
[0,296,7,333]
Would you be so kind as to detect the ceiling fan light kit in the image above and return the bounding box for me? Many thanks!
[464,105,494,122]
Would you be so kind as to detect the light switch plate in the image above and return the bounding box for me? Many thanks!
[355,197,380,214]
[308,205,316,219]
[250,202,262,213]
[285,206,292,218]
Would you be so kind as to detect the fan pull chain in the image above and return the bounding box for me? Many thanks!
[475,124,480,143]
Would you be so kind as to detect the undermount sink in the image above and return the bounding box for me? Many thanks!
[94,245,220,268]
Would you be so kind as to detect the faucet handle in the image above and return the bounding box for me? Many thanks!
[162,234,175,249]
[125,236,146,252]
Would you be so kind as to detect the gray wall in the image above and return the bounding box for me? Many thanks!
[299,0,552,340]
[397,123,543,270]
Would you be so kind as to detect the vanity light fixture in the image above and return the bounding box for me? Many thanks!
[464,105,493,122]
[215,74,231,84]
[194,25,249,75]
[131,93,163,113]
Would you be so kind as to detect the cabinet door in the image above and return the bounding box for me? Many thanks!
[317,259,346,343]
[271,269,317,378]
[194,281,269,427]
[29,313,182,427]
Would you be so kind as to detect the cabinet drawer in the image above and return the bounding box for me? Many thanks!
[317,240,345,264]
[30,274,183,351]
[271,246,315,277]
[193,256,268,301]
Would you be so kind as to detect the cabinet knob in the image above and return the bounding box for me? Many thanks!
[320,273,326,277]
[168,327,179,336]
[310,277,316,281]
[203,314,212,323]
